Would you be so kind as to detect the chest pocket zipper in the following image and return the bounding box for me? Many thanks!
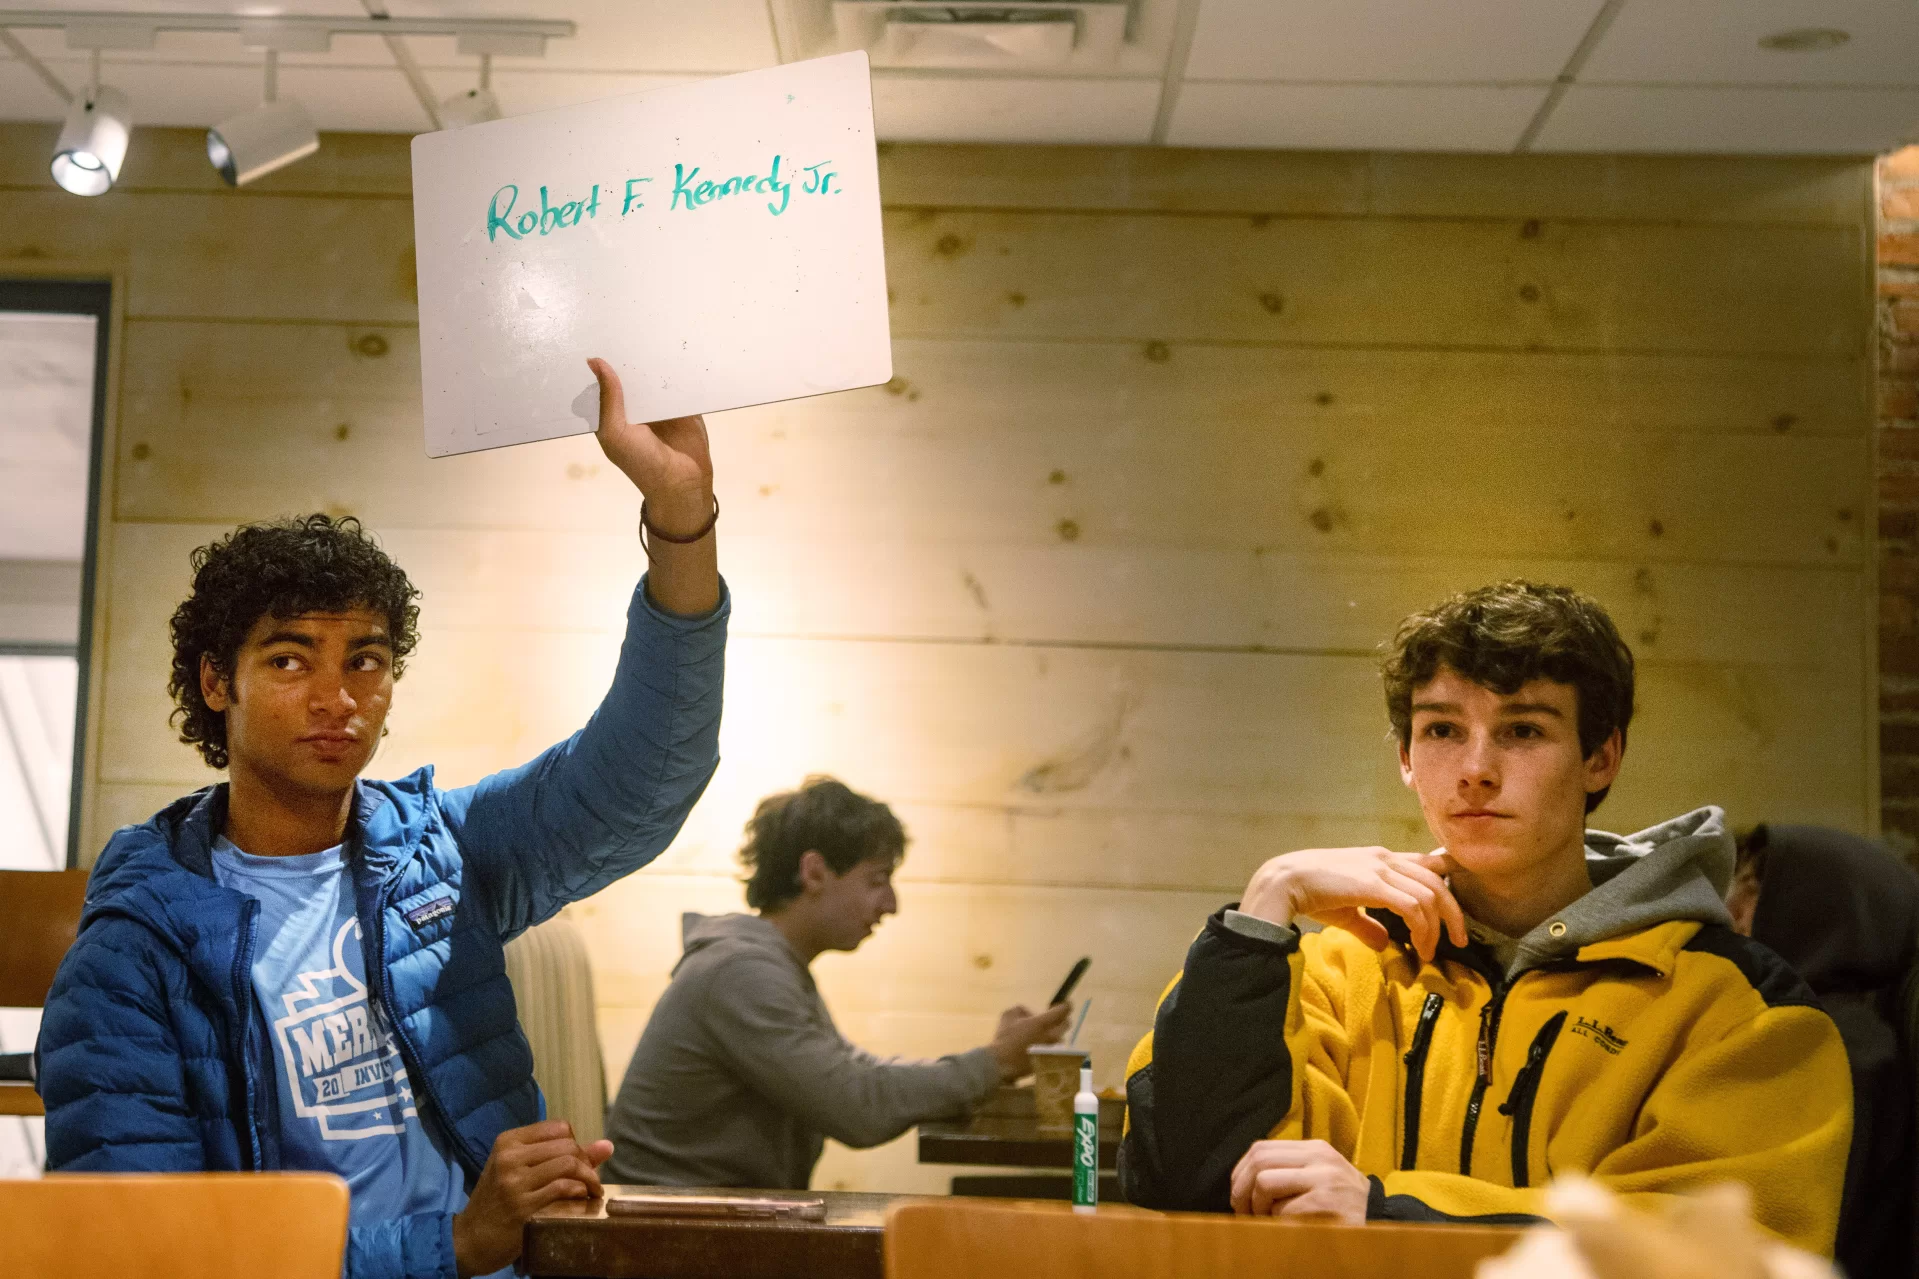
[1497,1011,1568,1188]
[1399,992,1444,1170]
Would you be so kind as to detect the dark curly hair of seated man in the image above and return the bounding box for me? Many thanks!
[166,513,421,770]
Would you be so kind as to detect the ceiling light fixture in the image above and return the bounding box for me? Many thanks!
[831,1,1127,69]
[50,50,130,196]
[207,49,319,186]
[440,52,502,129]
[2,10,572,186]
[1757,28,1850,52]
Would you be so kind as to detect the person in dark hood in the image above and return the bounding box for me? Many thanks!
[1730,824,1919,1279]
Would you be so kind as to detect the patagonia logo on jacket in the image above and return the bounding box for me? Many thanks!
[404,894,456,930]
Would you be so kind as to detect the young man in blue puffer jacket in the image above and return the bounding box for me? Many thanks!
[36,361,719,1279]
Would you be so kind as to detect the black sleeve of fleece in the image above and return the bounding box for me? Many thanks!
[1365,1178,1547,1228]
[1119,907,1297,1212]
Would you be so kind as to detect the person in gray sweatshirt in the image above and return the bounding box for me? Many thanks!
[602,776,1072,1189]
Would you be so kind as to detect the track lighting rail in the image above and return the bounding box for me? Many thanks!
[10,8,573,194]
[0,10,573,55]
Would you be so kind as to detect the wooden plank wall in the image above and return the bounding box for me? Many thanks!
[0,125,1877,1193]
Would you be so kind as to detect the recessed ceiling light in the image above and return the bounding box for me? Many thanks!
[1758,28,1850,52]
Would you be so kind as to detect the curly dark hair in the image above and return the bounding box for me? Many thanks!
[1381,580,1634,814]
[167,514,421,770]
[740,776,907,910]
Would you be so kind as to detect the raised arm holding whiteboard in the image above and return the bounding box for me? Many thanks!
[410,52,891,458]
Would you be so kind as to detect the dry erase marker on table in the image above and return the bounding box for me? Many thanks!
[1073,1061,1098,1214]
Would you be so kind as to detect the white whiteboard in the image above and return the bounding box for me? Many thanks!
[410,52,892,458]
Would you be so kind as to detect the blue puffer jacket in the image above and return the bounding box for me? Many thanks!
[36,579,728,1279]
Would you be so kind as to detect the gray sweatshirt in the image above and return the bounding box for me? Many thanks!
[601,912,1001,1189]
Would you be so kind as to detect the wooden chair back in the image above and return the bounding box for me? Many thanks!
[0,1173,350,1278]
[0,868,89,1007]
[884,1200,1522,1279]
[504,910,607,1144]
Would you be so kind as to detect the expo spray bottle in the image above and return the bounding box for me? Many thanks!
[1073,1062,1098,1213]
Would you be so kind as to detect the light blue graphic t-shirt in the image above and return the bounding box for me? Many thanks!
[211,838,467,1235]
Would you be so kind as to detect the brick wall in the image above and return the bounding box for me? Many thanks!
[1879,147,1919,863]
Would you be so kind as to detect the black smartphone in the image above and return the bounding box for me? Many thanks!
[1049,956,1091,1007]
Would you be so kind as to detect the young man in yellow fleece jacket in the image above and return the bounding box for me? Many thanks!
[1119,581,1852,1255]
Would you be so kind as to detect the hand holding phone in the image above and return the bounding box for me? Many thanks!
[1050,956,1091,1007]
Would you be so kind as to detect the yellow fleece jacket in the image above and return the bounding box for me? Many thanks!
[1118,813,1852,1255]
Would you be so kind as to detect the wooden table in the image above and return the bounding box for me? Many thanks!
[887,1200,1522,1279]
[0,1081,42,1117]
[523,1188,914,1279]
[917,1087,1124,1171]
[526,1189,1521,1279]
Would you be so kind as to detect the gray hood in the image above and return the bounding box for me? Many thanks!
[1508,805,1734,976]
[675,910,815,988]
[681,910,797,958]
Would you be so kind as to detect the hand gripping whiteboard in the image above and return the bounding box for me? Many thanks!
[410,52,892,458]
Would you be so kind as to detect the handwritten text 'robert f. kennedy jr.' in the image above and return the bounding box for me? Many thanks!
[486,156,840,242]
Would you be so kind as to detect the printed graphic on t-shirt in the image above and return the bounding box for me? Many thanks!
[272,915,418,1140]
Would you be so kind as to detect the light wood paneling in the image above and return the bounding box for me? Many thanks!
[90,782,192,844]
[1,190,416,323]
[0,124,415,197]
[578,873,1221,1016]
[22,128,1876,1193]
[873,145,1871,224]
[882,211,1864,355]
[2,193,1867,348]
[1,127,1868,223]
[102,505,1870,665]
[114,326,1867,565]
[96,619,1867,859]
[119,325,1869,476]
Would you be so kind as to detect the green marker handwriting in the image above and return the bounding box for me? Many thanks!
[483,155,844,240]
[486,182,600,241]
[800,161,838,195]
[672,155,794,216]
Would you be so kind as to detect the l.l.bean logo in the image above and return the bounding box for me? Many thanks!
[1569,1015,1628,1055]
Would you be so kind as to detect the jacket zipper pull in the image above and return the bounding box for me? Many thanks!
[1499,1041,1547,1117]
[1475,1001,1494,1084]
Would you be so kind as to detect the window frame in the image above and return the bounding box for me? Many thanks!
[0,278,114,869]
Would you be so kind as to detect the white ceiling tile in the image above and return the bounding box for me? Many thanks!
[1581,0,1919,87]
[0,57,67,122]
[1168,82,1548,152]
[3,54,434,131]
[1184,0,1605,83]
[872,74,1159,144]
[422,68,695,119]
[0,29,427,69]
[0,56,691,137]
[1534,85,1919,154]
[0,3,778,73]
[2,0,360,10]
[385,0,780,72]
